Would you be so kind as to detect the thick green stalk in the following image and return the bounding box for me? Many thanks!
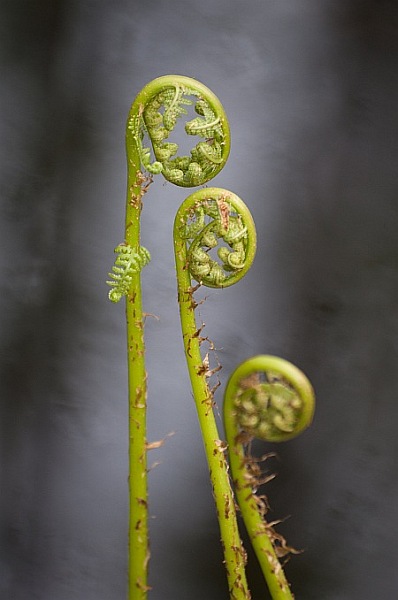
[174,188,257,599]
[223,355,315,600]
[107,76,230,599]
[124,162,149,599]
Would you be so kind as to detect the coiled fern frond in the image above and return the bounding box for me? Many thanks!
[175,188,256,288]
[224,356,315,599]
[107,76,231,600]
[173,188,257,599]
[127,76,230,187]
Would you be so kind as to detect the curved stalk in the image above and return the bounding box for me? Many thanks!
[174,188,257,599]
[106,76,230,599]
[223,355,315,599]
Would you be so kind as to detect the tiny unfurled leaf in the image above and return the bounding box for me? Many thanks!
[107,244,151,303]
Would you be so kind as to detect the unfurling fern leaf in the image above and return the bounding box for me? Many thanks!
[130,77,230,187]
[108,77,231,600]
[107,244,151,303]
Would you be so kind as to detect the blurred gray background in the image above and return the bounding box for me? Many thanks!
[1,1,398,599]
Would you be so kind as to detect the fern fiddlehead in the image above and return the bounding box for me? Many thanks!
[174,188,257,600]
[107,77,230,600]
[223,356,315,599]
[127,75,230,188]
[176,188,256,288]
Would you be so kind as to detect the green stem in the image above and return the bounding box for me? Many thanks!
[124,168,149,599]
[174,188,257,599]
[223,355,315,600]
[107,76,230,599]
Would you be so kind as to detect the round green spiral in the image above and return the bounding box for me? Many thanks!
[174,187,257,288]
[127,75,230,187]
[225,355,315,443]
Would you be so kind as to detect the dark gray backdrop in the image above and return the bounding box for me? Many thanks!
[1,1,398,599]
